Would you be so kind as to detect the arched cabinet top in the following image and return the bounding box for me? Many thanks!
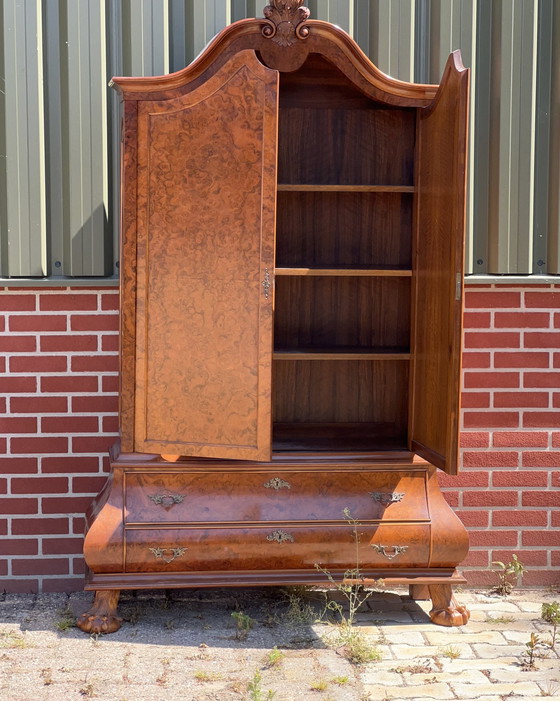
[110,2,458,107]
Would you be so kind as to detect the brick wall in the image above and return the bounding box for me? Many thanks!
[0,284,558,592]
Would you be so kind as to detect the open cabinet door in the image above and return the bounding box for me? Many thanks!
[133,50,278,461]
[409,52,469,475]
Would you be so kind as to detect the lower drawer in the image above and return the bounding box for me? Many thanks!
[124,523,430,573]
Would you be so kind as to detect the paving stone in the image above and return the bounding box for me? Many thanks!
[390,643,475,659]
[463,601,521,612]
[405,669,490,685]
[361,669,403,686]
[380,631,426,645]
[502,629,544,644]
[451,681,544,698]
[362,682,453,699]
[424,629,507,645]
[471,642,526,658]
[516,601,546,613]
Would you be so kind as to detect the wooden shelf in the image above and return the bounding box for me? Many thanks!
[273,422,407,452]
[275,266,412,277]
[277,184,416,193]
[274,347,411,361]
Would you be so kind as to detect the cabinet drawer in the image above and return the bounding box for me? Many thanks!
[123,470,428,524]
[124,524,430,573]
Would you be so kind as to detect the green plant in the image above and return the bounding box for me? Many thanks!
[310,679,328,691]
[491,554,526,596]
[337,629,381,665]
[486,614,515,624]
[439,645,461,660]
[331,676,349,685]
[315,508,383,627]
[281,587,317,626]
[56,607,75,632]
[541,602,560,649]
[523,632,540,669]
[231,610,256,640]
[194,670,224,682]
[0,631,33,649]
[263,646,285,668]
[247,669,275,700]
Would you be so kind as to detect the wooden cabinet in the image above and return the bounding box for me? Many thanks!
[78,1,470,634]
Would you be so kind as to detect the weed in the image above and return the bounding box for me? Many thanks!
[79,682,96,697]
[523,632,540,670]
[540,680,560,697]
[194,670,224,682]
[56,605,75,632]
[231,610,256,640]
[336,629,382,665]
[0,631,33,649]
[331,676,349,685]
[247,669,275,700]
[541,602,560,649]
[310,679,328,691]
[439,645,461,660]
[164,619,176,631]
[486,615,516,624]
[281,587,317,626]
[156,658,170,686]
[41,668,54,686]
[263,646,285,669]
[491,554,526,596]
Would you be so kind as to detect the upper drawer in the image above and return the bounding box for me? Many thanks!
[123,469,428,524]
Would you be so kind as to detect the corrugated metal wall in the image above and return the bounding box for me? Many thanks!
[0,0,558,279]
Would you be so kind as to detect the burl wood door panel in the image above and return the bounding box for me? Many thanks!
[134,50,278,461]
[410,52,469,475]
[124,524,430,572]
[123,470,428,524]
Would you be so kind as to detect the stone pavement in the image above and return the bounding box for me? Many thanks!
[0,587,559,700]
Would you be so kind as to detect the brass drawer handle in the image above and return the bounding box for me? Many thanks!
[369,492,405,505]
[264,477,291,490]
[266,530,294,544]
[149,492,185,509]
[371,544,408,560]
[149,547,187,563]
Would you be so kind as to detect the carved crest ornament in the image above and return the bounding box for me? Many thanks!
[261,0,310,47]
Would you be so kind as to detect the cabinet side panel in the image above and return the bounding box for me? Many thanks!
[133,50,278,461]
[410,53,469,475]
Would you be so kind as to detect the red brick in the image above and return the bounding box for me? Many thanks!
[0,519,7,536]
[494,311,550,328]
[1,579,40,593]
[524,372,560,388]
[492,549,548,567]
[72,436,116,453]
[494,351,550,368]
[72,476,106,493]
[463,411,519,428]
[494,391,549,408]
[11,437,68,454]
[42,496,93,514]
[9,315,67,332]
[551,353,560,368]
[464,372,519,389]
[462,551,490,567]
[0,437,6,453]
[463,491,518,507]
[461,352,491,369]
[0,397,6,413]
[525,291,560,308]
[102,375,119,392]
[460,432,490,448]
[9,355,67,373]
[0,376,37,393]
[469,530,518,546]
[41,416,99,433]
[522,451,560,467]
[439,471,489,487]
[493,431,548,448]
[71,355,118,372]
[0,417,37,433]
[522,531,560,547]
[555,313,560,329]
[71,314,119,332]
[41,375,98,393]
[73,558,86,575]
[442,491,458,506]
[11,396,67,413]
[72,396,118,413]
[554,393,560,408]
[522,571,560,586]
[553,512,560,527]
[0,457,38,474]
[0,477,6,493]
[0,539,38,556]
[12,477,68,494]
[523,412,560,428]
[553,471,560,487]
[462,451,518,468]
[12,558,69,575]
[42,537,83,555]
[0,356,5,372]
[73,517,86,534]
[454,510,489,527]
[492,471,549,487]
[0,295,35,311]
[461,570,499,587]
[465,291,521,308]
[461,392,490,408]
[525,332,560,348]
[42,577,84,593]
[102,415,119,433]
[101,294,119,311]
[464,312,491,328]
[12,517,69,535]
[0,497,38,514]
[41,335,97,352]
[42,456,101,473]
[522,491,560,506]
[40,294,97,311]
[101,334,119,351]
[464,332,520,349]
[0,335,36,352]
[493,510,547,527]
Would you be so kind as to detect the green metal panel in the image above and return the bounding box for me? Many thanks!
[545,0,560,274]
[369,0,415,82]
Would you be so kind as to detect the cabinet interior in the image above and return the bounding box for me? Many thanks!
[272,55,416,453]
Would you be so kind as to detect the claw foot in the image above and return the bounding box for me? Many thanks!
[76,590,122,634]
[428,584,470,627]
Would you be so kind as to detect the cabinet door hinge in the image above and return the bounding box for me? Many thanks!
[455,273,462,301]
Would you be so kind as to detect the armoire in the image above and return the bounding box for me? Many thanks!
[77,0,470,634]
